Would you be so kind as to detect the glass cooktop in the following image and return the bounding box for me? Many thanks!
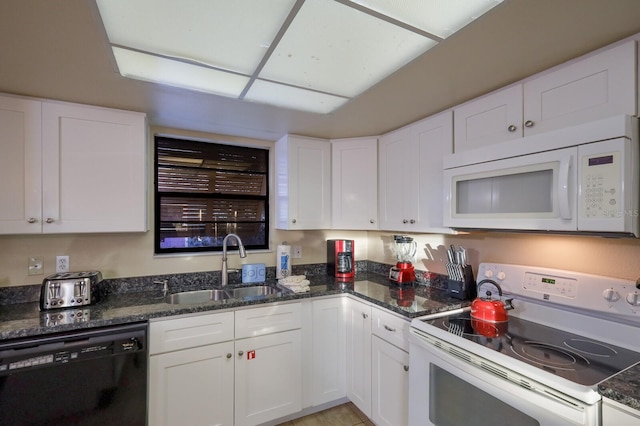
[423,312,640,386]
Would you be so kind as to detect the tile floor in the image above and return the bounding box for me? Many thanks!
[276,402,374,426]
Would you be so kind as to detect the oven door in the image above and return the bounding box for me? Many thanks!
[408,328,598,426]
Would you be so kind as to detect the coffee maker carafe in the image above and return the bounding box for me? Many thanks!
[327,239,355,280]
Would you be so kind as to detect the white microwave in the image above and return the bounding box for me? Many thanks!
[443,115,640,237]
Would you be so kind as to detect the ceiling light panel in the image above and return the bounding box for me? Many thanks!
[259,0,437,98]
[112,47,250,97]
[97,0,296,74]
[245,80,349,114]
[349,0,504,38]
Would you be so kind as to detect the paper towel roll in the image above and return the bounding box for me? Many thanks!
[276,245,291,279]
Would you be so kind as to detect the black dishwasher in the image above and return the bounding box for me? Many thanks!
[0,322,147,425]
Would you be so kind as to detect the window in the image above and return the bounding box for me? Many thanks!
[154,136,269,254]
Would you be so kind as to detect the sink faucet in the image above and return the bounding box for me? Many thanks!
[221,233,247,286]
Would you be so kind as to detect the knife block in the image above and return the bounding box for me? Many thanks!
[446,265,476,300]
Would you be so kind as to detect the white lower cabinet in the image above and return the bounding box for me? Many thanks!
[149,340,235,426]
[371,336,409,426]
[234,329,302,426]
[149,311,235,426]
[149,302,303,426]
[346,297,372,417]
[311,297,347,405]
[602,397,640,424]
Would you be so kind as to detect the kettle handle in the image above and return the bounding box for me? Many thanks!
[476,279,503,298]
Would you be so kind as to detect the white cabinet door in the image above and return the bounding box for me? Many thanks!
[41,101,147,233]
[454,40,636,154]
[311,297,346,405]
[149,340,235,426]
[371,336,410,426]
[275,135,331,229]
[331,137,378,230]
[0,95,42,234]
[379,111,454,233]
[345,297,372,417]
[415,111,453,233]
[523,40,637,136]
[378,126,419,232]
[603,398,640,424]
[453,84,523,152]
[235,329,302,426]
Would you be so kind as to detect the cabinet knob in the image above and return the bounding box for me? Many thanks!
[226,353,232,359]
[291,219,297,224]
[362,312,368,319]
[524,120,534,128]
[402,219,408,224]
[45,218,55,224]
[369,219,375,224]
[238,350,244,357]
[409,219,415,224]
[403,365,409,372]
[27,218,38,224]
[507,125,517,132]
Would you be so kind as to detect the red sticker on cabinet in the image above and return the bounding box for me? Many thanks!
[247,350,256,360]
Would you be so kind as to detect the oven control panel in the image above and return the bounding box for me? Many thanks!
[478,263,640,320]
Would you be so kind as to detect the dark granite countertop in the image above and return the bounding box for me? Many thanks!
[0,269,637,413]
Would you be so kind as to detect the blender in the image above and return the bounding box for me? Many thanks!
[389,235,417,283]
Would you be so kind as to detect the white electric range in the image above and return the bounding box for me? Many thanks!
[408,262,640,426]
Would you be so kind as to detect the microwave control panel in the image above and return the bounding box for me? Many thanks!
[580,150,621,220]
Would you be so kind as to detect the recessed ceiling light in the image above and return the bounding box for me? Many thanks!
[96,0,503,114]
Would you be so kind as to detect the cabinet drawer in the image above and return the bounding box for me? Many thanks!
[371,307,410,351]
[235,302,302,339]
[149,311,234,355]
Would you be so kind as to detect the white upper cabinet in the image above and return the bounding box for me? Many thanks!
[454,40,637,153]
[0,94,148,234]
[275,135,331,230]
[379,110,453,233]
[331,137,378,230]
[0,96,42,234]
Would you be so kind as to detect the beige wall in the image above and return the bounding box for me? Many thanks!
[2,229,640,287]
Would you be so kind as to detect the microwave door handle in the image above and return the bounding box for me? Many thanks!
[558,156,572,220]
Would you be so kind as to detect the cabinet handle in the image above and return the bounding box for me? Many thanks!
[524,120,534,128]
[383,325,396,332]
[362,313,368,319]
[409,219,415,224]
[226,353,232,359]
[27,218,38,224]
[238,350,244,357]
[45,218,55,224]
[292,219,297,224]
[403,365,409,372]
[507,125,517,132]
[402,219,408,224]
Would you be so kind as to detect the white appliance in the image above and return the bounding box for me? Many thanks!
[443,115,640,236]
[408,262,640,426]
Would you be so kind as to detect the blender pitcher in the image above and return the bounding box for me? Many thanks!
[389,235,417,283]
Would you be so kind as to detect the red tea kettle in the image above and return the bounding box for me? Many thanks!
[470,279,514,323]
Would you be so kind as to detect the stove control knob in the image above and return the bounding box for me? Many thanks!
[484,270,494,278]
[496,272,506,281]
[602,288,620,302]
[626,292,640,306]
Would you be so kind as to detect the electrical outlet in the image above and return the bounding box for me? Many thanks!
[292,246,302,259]
[56,255,69,273]
[28,257,44,276]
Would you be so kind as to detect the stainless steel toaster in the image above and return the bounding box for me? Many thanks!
[39,271,103,310]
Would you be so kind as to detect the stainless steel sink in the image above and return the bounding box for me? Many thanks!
[165,289,230,304]
[165,285,282,304]
[231,285,279,299]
